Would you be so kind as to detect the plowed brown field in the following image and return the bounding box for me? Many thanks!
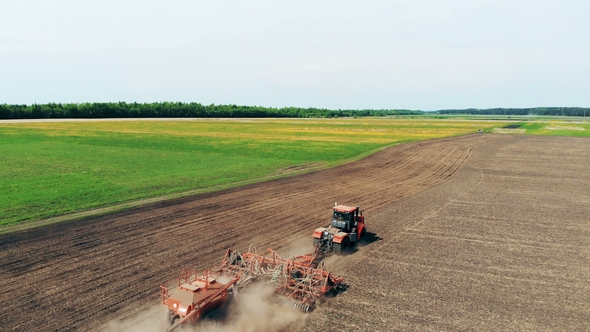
[1,134,589,331]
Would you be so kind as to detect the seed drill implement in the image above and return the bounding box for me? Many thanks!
[160,244,344,331]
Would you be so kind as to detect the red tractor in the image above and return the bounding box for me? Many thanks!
[312,203,366,254]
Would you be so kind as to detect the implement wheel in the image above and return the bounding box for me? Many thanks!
[168,310,178,326]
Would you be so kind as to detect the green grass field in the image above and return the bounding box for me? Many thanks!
[1,117,588,227]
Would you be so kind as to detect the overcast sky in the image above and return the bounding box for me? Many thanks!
[1,0,588,110]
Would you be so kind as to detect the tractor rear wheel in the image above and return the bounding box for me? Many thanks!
[360,228,366,241]
[313,238,327,253]
[312,238,321,248]
[333,237,350,255]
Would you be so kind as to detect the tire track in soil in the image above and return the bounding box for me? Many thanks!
[0,134,501,331]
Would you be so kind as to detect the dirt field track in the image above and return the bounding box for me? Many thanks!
[1,134,589,331]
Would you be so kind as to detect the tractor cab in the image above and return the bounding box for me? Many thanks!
[331,204,365,234]
[331,205,359,232]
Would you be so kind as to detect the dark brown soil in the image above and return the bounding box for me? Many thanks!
[1,134,588,331]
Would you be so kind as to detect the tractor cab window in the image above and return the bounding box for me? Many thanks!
[332,211,351,231]
[333,211,351,222]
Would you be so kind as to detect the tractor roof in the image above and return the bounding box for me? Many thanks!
[333,205,357,213]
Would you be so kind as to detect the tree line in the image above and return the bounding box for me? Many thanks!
[436,107,590,117]
[0,102,422,119]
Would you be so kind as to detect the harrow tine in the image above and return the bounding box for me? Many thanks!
[273,296,312,313]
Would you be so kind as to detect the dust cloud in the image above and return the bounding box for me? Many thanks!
[281,243,316,259]
[201,283,306,332]
[100,305,170,332]
[101,284,306,332]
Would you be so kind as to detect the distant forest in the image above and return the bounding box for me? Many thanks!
[436,107,590,117]
[0,102,421,119]
[2,103,588,119]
